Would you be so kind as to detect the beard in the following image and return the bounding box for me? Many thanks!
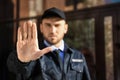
[43,35,64,46]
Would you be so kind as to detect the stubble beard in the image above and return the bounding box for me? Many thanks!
[44,36,63,46]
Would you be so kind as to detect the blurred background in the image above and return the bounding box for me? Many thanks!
[0,0,120,80]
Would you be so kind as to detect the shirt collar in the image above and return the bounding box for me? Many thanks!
[44,40,64,51]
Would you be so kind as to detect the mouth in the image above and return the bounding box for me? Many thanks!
[49,36,57,39]
[49,34,57,37]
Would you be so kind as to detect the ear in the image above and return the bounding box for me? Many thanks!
[64,24,68,34]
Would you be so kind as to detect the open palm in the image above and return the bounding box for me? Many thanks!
[17,21,52,62]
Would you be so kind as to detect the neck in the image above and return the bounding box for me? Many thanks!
[44,40,64,51]
[54,41,62,48]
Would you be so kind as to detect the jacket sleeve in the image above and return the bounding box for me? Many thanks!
[82,54,91,80]
[7,50,37,79]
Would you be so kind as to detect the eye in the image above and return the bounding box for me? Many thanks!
[45,23,51,27]
[55,24,60,27]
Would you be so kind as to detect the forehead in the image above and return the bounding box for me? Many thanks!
[41,17,66,24]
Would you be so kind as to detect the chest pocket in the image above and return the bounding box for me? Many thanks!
[66,59,84,80]
[71,59,84,73]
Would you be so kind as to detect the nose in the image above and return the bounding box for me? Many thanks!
[50,26,56,33]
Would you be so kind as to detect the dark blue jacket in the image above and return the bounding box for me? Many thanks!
[7,43,91,80]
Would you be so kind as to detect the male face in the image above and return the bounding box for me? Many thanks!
[40,17,68,46]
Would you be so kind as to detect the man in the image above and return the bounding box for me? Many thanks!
[7,7,91,80]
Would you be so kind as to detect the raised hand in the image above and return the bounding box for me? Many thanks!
[17,21,52,62]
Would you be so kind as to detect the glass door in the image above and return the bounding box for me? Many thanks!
[65,18,96,80]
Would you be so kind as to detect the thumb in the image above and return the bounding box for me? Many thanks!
[35,46,52,58]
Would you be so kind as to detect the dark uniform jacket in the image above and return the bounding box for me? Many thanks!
[7,42,91,80]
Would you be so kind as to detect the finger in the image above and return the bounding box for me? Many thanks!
[17,27,22,42]
[32,22,37,39]
[27,21,32,40]
[22,22,28,40]
[36,47,52,57]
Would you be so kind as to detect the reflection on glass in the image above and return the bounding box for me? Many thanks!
[104,16,114,80]
[65,19,95,80]
[65,19,95,51]
[65,0,120,11]
[29,0,43,16]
